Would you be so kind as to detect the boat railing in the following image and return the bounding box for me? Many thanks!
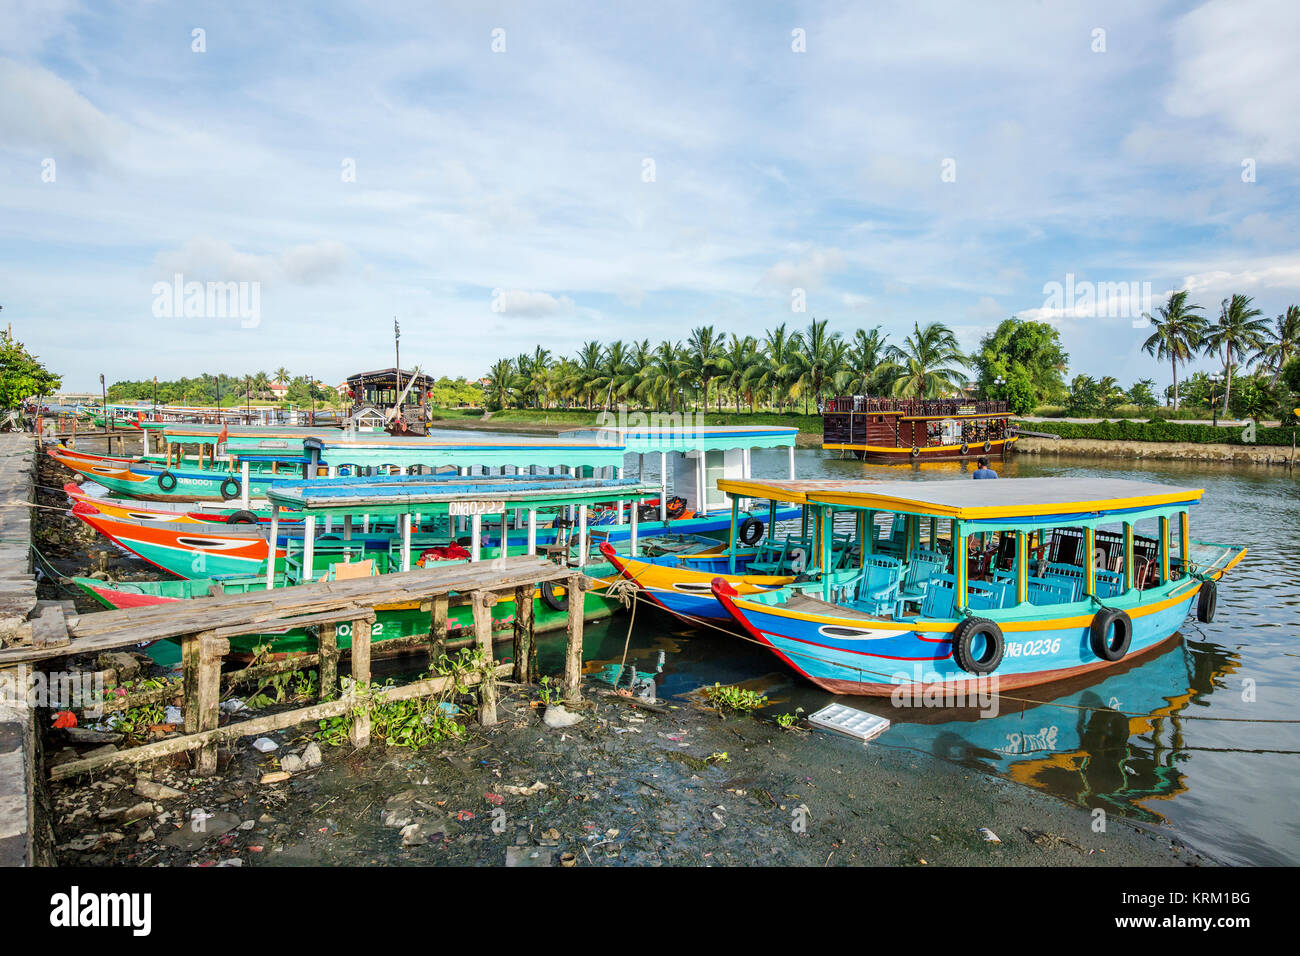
[822,396,1010,416]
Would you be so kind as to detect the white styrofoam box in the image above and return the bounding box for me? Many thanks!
[807,703,891,743]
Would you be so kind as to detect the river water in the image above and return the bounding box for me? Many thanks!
[65,427,1300,864]
[536,443,1300,866]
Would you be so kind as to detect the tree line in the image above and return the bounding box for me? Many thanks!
[1142,293,1298,417]
[484,318,1053,415]
[481,294,1300,422]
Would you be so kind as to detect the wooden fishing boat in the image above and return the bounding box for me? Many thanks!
[599,479,875,623]
[69,474,707,664]
[822,396,1016,463]
[710,477,1245,696]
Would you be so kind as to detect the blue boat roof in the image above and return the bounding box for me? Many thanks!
[266,474,660,513]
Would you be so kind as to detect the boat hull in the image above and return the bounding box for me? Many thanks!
[713,578,1211,696]
[600,542,792,622]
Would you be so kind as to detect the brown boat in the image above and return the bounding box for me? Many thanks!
[821,395,1016,463]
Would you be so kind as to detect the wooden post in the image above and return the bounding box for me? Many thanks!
[473,591,498,725]
[195,632,228,775]
[512,584,535,683]
[265,505,279,590]
[1083,526,1096,597]
[563,573,585,705]
[318,623,339,700]
[429,594,449,665]
[349,619,372,748]
[181,633,201,734]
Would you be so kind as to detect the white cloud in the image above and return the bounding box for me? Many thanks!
[1165,0,1300,162]
[0,57,127,162]
[153,237,353,286]
[490,290,575,316]
[758,248,846,292]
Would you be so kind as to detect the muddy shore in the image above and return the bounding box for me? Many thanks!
[47,682,1207,867]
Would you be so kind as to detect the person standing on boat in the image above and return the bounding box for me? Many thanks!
[972,456,998,479]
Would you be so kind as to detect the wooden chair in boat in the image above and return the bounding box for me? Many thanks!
[329,558,377,581]
[918,573,957,619]
[1026,577,1072,606]
[746,539,789,575]
[854,555,904,617]
[899,548,948,606]
[966,578,1012,611]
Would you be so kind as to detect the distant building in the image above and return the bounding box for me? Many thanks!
[269,380,289,400]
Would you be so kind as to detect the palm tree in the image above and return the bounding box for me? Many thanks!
[880,321,970,398]
[597,340,631,409]
[839,326,889,395]
[684,326,725,411]
[790,318,841,413]
[1141,291,1205,410]
[484,358,515,410]
[1204,294,1270,415]
[1260,305,1300,380]
[274,366,291,391]
[720,333,759,412]
[626,339,654,409]
[573,341,606,410]
[758,324,799,412]
[645,341,686,412]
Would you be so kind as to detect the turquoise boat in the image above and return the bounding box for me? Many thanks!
[711,477,1246,696]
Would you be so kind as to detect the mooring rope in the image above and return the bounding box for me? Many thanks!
[611,586,1300,726]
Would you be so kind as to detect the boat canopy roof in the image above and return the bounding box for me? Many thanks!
[727,477,1204,521]
[716,478,879,505]
[161,424,345,451]
[266,474,659,516]
[302,434,626,470]
[560,424,798,454]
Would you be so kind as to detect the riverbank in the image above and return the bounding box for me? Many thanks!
[46,679,1206,867]
[1016,435,1297,465]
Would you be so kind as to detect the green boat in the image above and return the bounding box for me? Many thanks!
[71,473,716,666]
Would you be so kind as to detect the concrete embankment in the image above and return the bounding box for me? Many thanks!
[1016,435,1297,465]
[0,434,54,866]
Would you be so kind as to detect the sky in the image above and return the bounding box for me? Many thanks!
[2,0,1298,393]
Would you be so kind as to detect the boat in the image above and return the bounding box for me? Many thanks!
[821,396,1016,463]
[71,473,704,663]
[710,477,1245,695]
[599,478,876,623]
[58,420,803,550]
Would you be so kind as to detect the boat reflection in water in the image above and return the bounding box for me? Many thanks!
[841,632,1240,823]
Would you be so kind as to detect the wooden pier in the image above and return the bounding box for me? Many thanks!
[0,555,592,783]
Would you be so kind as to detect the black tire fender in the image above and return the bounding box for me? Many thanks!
[227,509,258,525]
[738,516,764,547]
[910,445,921,458]
[539,580,568,612]
[1197,579,1217,623]
[951,617,1004,674]
[220,477,241,501]
[1090,607,1132,661]
[983,441,992,453]
[157,471,177,492]
[960,443,970,456]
